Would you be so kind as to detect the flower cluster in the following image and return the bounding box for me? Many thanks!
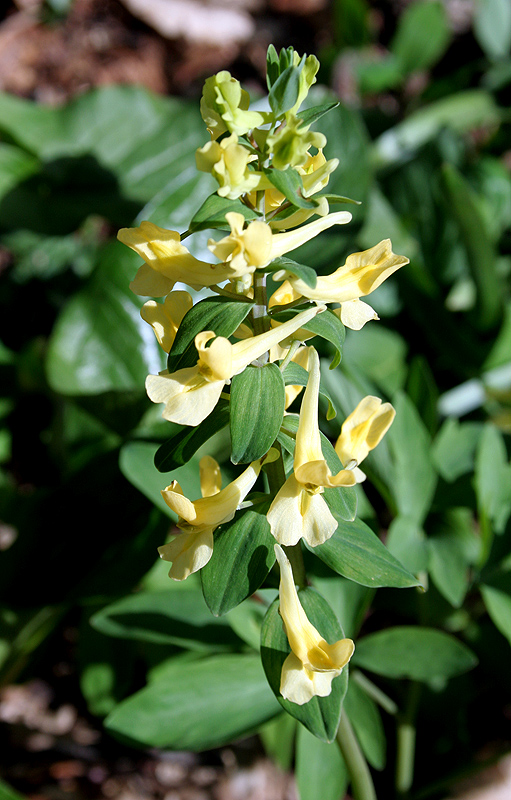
[118,47,408,709]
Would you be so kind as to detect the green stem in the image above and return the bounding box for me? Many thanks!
[252,271,269,338]
[337,712,377,800]
[351,670,398,715]
[395,681,421,798]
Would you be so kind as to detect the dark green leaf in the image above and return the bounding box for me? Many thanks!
[91,588,239,649]
[353,627,478,682]
[281,363,337,420]
[230,364,285,464]
[267,256,317,288]
[296,723,348,800]
[167,296,254,374]
[311,516,421,589]
[268,60,304,117]
[189,193,259,232]
[263,166,318,210]
[155,401,230,472]
[321,193,362,206]
[261,589,349,741]
[298,101,341,128]
[475,423,511,535]
[344,680,386,770]
[201,504,275,616]
[272,309,345,371]
[432,419,482,482]
[105,653,280,750]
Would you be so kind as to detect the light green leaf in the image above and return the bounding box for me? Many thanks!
[260,713,297,771]
[105,653,281,750]
[432,419,482,482]
[263,166,319,210]
[282,362,337,420]
[91,588,239,650]
[428,510,479,608]
[46,241,165,395]
[344,679,386,770]
[353,627,478,682]
[481,575,511,646]
[390,0,450,74]
[299,101,340,127]
[296,723,348,800]
[273,308,345,371]
[230,363,285,464]
[311,516,421,589]
[475,423,511,534]
[268,61,304,117]
[474,0,511,61]
[387,392,437,526]
[201,504,276,616]
[167,296,254,374]
[261,589,349,741]
[0,143,39,200]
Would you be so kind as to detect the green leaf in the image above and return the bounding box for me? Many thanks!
[272,308,345,371]
[481,573,511,646]
[0,143,39,201]
[442,163,502,330]
[189,193,259,232]
[0,778,27,800]
[260,589,349,741]
[342,325,407,396]
[167,296,254,374]
[105,653,281,750]
[296,723,348,800]
[475,423,511,534]
[260,713,297,771]
[344,679,386,770]
[321,193,362,206]
[298,101,341,128]
[432,419,482,482]
[154,401,230,472]
[386,516,428,575]
[201,503,276,616]
[474,0,511,61]
[390,0,451,74]
[311,516,421,589]
[268,60,304,117]
[91,588,239,650]
[227,596,269,651]
[427,510,480,608]
[230,364,285,464]
[353,627,478,683]
[46,241,165,395]
[387,392,437,526]
[263,166,319,210]
[266,256,317,288]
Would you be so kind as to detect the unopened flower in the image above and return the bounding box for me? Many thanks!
[159,453,273,580]
[200,71,267,140]
[118,221,245,296]
[141,291,193,352]
[335,396,395,482]
[275,544,354,705]
[267,348,356,547]
[146,305,324,426]
[269,239,409,326]
[267,115,326,171]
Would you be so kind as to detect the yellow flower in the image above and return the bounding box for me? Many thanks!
[267,114,326,171]
[267,348,356,547]
[269,240,409,323]
[159,454,273,580]
[335,396,395,482]
[140,291,193,352]
[196,134,267,200]
[118,221,246,296]
[146,305,324,426]
[275,544,354,705]
[200,71,267,140]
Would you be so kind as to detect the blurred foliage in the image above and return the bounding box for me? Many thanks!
[0,2,511,798]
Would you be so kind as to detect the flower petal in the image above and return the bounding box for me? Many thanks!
[158,528,214,580]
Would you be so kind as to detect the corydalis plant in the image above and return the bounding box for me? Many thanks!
[118,44,409,796]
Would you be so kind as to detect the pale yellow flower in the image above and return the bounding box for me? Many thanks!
[267,348,356,547]
[140,291,193,352]
[275,544,354,705]
[283,346,311,409]
[196,134,267,200]
[146,305,324,426]
[118,221,245,296]
[208,213,273,273]
[267,115,326,171]
[335,396,395,482]
[159,453,272,580]
[269,240,409,323]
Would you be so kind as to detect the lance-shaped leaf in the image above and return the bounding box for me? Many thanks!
[154,400,230,473]
[263,166,319,210]
[261,588,349,742]
[310,515,421,589]
[230,363,285,464]
[352,627,477,683]
[298,101,340,127]
[189,192,260,232]
[201,503,275,616]
[167,296,254,373]
[266,257,317,289]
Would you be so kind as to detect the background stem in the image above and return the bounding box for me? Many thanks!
[337,711,377,800]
